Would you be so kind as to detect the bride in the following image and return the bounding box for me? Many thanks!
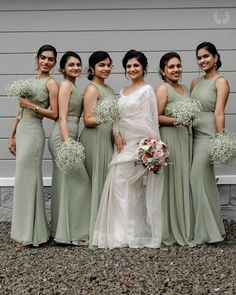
[92,49,164,248]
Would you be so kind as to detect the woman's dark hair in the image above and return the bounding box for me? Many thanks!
[87,51,112,80]
[122,49,148,77]
[159,52,181,81]
[36,44,57,61]
[59,51,82,75]
[196,42,222,70]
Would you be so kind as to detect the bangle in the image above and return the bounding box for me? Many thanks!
[34,106,39,113]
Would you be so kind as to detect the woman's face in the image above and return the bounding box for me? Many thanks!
[37,50,56,74]
[93,57,112,80]
[63,56,82,79]
[162,57,182,83]
[197,48,217,72]
[126,57,144,81]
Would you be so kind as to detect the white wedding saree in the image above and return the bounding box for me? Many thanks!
[92,84,164,248]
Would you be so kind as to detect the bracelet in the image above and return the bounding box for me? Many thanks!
[33,106,39,113]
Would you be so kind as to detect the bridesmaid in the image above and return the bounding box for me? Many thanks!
[155,52,194,246]
[80,51,115,244]
[48,51,91,245]
[190,42,230,244]
[8,44,58,247]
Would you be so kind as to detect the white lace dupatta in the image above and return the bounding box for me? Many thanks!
[93,85,164,248]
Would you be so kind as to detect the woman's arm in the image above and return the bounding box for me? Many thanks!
[83,84,100,127]
[19,78,59,120]
[58,81,72,141]
[8,110,21,156]
[214,77,230,134]
[155,84,177,126]
[190,78,198,93]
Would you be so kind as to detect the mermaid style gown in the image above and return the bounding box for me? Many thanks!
[79,82,115,243]
[11,77,52,246]
[48,81,91,244]
[190,75,225,244]
[92,84,164,249]
[160,83,194,246]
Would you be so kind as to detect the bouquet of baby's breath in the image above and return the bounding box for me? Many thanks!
[55,138,85,174]
[166,99,202,127]
[209,130,236,166]
[93,97,121,124]
[6,79,37,100]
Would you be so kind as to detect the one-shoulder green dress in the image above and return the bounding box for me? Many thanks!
[48,81,91,244]
[79,82,115,244]
[160,83,194,246]
[11,77,51,246]
[190,75,225,244]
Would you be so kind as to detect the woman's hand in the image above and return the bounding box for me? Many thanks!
[114,133,125,153]
[19,98,34,109]
[8,138,16,156]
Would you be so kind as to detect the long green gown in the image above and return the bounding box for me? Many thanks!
[11,77,51,246]
[79,82,115,244]
[190,75,225,244]
[48,81,91,244]
[160,83,194,246]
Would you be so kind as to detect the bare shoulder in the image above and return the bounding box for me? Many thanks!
[84,83,99,96]
[216,76,229,87]
[155,84,167,96]
[47,77,58,87]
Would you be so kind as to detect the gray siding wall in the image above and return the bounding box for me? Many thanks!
[0,0,235,185]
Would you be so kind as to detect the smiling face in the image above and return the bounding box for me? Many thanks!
[63,56,82,79]
[36,50,56,74]
[196,48,218,73]
[93,57,112,80]
[162,57,182,83]
[126,57,144,81]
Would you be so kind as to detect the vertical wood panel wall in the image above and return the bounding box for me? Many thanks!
[0,0,235,184]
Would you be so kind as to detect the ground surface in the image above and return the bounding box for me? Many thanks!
[0,221,235,295]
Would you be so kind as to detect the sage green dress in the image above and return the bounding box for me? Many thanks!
[160,83,194,246]
[48,81,91,244]
[11,77,51,246]
[80,82,115,244]
[190,75,225,244]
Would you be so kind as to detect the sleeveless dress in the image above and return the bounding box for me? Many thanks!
[48,81,91,244]
[190,75,225,244]
[93,84,164,249]
[11,77,51,246]
[79,82,115,244]
[160,83,194,246]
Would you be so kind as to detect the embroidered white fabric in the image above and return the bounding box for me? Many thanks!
[92,85,164,249]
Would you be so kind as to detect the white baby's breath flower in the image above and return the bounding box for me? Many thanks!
[209,130,236,166]
[6,79,37,99]
[166,99,202,127]
[55,138,85,174]
[93,97,121,124]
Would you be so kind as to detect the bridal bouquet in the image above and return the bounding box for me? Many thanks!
[93,97,121,124]
[166,99,202,127]
[209,130,236,166]
[55,138,85,174]
[6,79,37,100]
[135,137,169,175]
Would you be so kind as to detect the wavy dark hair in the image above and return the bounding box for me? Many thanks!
[87,51,112,80]
[159,52,181,81]
[122,49,148,77]
[196,42,222,70]
[59,51,82,76]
